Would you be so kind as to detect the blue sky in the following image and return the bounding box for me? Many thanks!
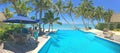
[0,0,120,24]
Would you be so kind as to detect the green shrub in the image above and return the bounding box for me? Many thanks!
[0,24,23,41]
[95,23,108,30]
[116,23,120,29]
[95,23,120,30]
[113,29,120,31]
[88,27,91,29]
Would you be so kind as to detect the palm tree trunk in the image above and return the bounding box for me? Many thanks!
[86,19,90,28]
[43,24,45,32]
[91,19,95,28]
[48,24,50,32]
[70,14,76,28]
[11,1,19,15]
[36,11,38,20]
[39,0,43,33]
[60,14,70,24]
[82,18,87,29]
[51,24,53,32]
[54,5,70,24]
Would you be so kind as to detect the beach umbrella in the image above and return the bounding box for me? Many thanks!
[36,19,43,24]
[3,16,37,24]
[3,15,38,33]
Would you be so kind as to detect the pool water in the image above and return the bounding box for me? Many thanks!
[38,30,120,53]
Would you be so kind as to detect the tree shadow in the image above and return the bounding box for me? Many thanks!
[3,38,38,53]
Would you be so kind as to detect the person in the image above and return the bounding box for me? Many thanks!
[28,27,33,36]
[34,27,39,43]
[22,28,28,34]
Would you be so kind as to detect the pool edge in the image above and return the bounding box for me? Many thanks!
[87,29,120,45]
[32,35,51,53]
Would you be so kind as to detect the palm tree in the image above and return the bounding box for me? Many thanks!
[53,0,70,24]
[15,0,32,16]
[90,7,96,28]
[94,6,104,23]
[75,0,93,29]
[30,0,52,32]
[1,0,32,16]
[85,6,95,28]
[3,8,13,18]
[44,10,62,32]
[31,16,36,30]
[41,17,49,32]
[103,9,113,29]
[64,0,75,27]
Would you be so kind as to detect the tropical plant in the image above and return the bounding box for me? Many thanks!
[103,9,113,29]
[44,10,62,32]
[94,6,104,23]
[29,0,52,32]
[1,0,32,16]
[89,6,96,27]
[0,24,22,41]
[31,16,36,30]
[64,0,75,27]
[75,0,93,29]
[3,8,13,18]
[53,0,70,24]
[41,17,49,32]
[95,23,115,30]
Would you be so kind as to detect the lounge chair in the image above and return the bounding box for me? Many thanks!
[103,28,114,40]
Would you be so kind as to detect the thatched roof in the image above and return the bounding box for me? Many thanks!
[0,12,6,21]
[110,14,120,22]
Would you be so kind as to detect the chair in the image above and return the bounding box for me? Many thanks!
[103,28,114,39]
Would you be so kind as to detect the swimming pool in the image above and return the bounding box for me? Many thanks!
[38,30,120,53]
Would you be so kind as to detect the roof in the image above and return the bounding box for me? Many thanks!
[0,12,6,21]
[110,14,120,22]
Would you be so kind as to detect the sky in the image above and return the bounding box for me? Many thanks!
[0,0,120,24]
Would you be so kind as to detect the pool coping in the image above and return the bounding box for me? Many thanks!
[31,33,51,53]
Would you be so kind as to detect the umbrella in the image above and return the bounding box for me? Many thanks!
[3,16,37,24]
[3,15,38,33]
[36,19,43,24]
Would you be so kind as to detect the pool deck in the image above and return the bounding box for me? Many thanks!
[27,34,51,53]
[88,29,120,45]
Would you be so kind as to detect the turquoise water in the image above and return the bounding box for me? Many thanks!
[26,24,94,30]
[38,30,120,53]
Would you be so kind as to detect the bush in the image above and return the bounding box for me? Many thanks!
[113,29,120,31]
[95,23,108,30]
[0,24,23,41]
[95,23,120,30]
[116,23,120,29]
[88,27,91,29]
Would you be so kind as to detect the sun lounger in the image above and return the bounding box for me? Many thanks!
[103,28,114,40]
